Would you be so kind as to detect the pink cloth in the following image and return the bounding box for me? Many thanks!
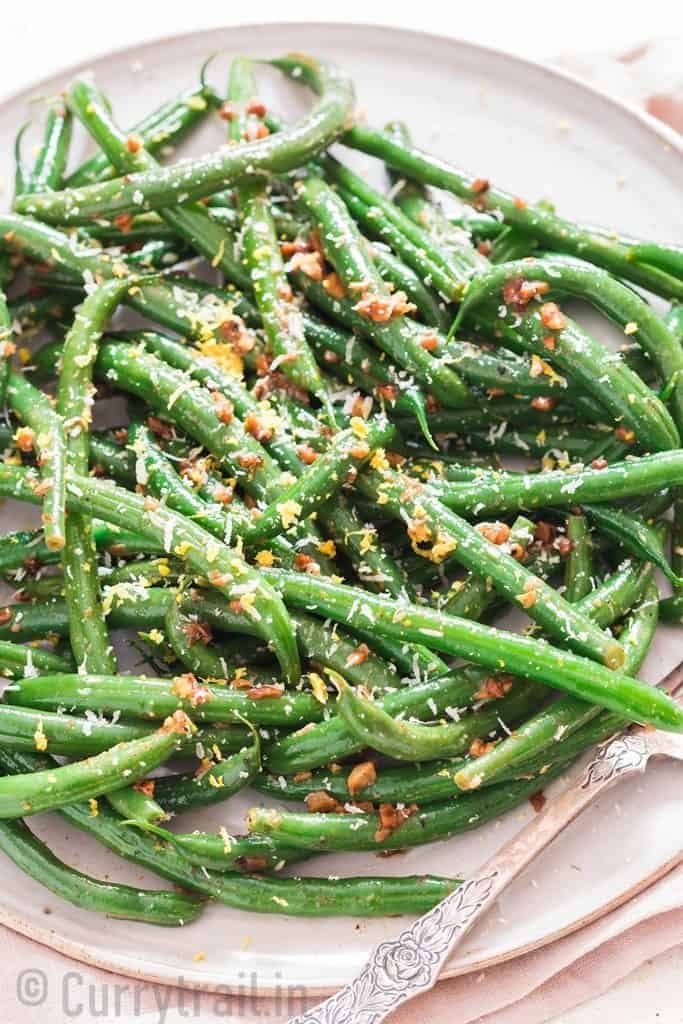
[2,39,682,1024]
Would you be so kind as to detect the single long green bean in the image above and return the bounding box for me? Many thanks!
[0,816,203,925]
[431,451,683,517]
[17,55,354,221]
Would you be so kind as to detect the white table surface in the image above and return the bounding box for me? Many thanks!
[3,3,683,1022]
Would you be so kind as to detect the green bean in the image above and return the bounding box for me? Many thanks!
[453,580,659,790]
[0,283,13,407]
[0,702,239,757]
[0,214,250,347]
[564,514,593,602]
[335,184,462,302]
[295,288,434,432]
[629,243,683,282]
[65,67,220,187]
[0,462,301,683]
[452,425,602,461]
[334,673,545,761]
[455,254,683,434]
[432,451,683,517]
[17,55,354,221]
[152,735,260,814]
[129,330,408,589]
[58,278,136,672]
[0,521,154,577]
[7,672,327,728]
[127,419,246,540]
[0,640,73,678]
[473,307,678,452]
[0,586,172,641]
[0,711,193,818]
[128,824,307,873]
[583,504,680,586]
[233,92,333,417]
[163,600,273,680]
[106,786,167,826]
[295,175,471,415]
[246,761,568,853]
[263,666,491,773]
[673,492,683,584]
[6,372,66,552]
[97,341,278,500]
[0,816,203,925]
[291,610,400,689]
[20,102,72,196]
[382,120,489,288]
[260,567,683,731]
[121,329,304,474]
[29,784,464,917]
[659,593,683,622]
[12,122,29,200]
[67,76,252,291]
[319,496,415,597]
[242,417,393,546]
[342,123,683,300]
[358,466,622,667]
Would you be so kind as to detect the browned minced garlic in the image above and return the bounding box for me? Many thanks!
[296,444,318,465]
[286,250,324,281]
[305,790,344,814]
[353,290,416,323]
[347,760,377,797]
[375,802,418,843]
[171,673,212,708]
[476,521,510,545]
[323,272,345,299]
[244,684,284,700]
[516,578,538,609]
[147,415,174,439]
[469,737,495,758]
[243,413,274,442]
[502,276,550,312]
[530,396,557,412]
[210,391,235,424]
[182,620,213,647]
[539,302,567,331]
[160,709,195,735]
[345,643,370,668]
[293,553,321,575]
[474,674,514,701]
[13,426,35,453]
[530,790,547,812]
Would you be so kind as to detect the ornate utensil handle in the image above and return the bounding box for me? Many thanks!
[288,731,660,1024]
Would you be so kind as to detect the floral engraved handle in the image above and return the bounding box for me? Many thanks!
[288,872,500,1024]
[580,733,651,789]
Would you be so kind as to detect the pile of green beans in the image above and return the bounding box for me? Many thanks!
[0,51,679,926]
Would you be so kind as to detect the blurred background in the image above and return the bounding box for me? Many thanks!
[2,1,683,105]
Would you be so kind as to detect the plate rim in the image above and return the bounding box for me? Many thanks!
[2,19,681,157]
[0,18,681,999]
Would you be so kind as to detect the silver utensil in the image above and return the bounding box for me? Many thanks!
[289,659,683,1024]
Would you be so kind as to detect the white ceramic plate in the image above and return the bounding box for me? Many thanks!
[0,21,681,998]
